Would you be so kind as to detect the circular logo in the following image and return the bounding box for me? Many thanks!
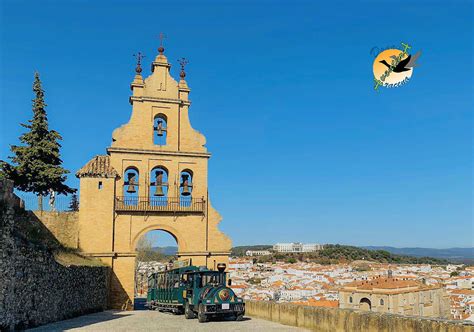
[373,48,416,89]
[219,289,230,301]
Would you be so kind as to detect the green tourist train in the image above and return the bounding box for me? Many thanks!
[146,260,245,323]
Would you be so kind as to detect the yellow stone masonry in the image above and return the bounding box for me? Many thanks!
[76,45,231,309]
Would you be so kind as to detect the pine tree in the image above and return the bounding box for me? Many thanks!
[1,72,75,208]
[68,192,79,211]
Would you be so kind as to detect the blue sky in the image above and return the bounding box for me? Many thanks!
[0,1,472,248]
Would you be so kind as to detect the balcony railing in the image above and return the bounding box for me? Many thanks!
[115,196,205,213]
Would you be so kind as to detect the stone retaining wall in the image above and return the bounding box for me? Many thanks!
[0,180,109,330]
[245,301,474,332]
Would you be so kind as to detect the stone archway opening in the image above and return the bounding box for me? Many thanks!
[134,229,178,302]
[359,297,372,311]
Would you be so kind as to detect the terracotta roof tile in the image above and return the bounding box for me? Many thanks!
[450,289,474,295]
[76,155,119,178]
[342,276,438,294]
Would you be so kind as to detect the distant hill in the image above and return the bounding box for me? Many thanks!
[231,244,450,265]
[151,244,469,265]
[363,246,474,264]
[319,245,450,265]
[151,246,178,256]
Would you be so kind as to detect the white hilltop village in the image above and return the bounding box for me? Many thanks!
[135,242,474,322]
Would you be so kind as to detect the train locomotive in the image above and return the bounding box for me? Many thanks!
[146,261,245,323]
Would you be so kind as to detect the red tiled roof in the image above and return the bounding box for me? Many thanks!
[76,155,119,178]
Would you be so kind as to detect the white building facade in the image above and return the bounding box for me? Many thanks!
[273,243,324,253]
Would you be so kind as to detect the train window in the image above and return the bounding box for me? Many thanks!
[174,274,179,288]
[196,275,202,288]
[200,273,225,287]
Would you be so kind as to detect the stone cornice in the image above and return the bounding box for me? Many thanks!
[152,61,171,69]
[129,95,191,106]
[130,83,145,89]
[107,147,211,158]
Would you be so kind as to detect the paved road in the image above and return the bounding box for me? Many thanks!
[28,310,307,331]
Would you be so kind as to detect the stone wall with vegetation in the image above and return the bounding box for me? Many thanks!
[0,180,109,330]
[32,210,79,249]
[245,301,474,332]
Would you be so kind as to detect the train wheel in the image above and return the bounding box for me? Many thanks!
[184,302,196,319]
[177,306,184,315]
[198,304,208,323]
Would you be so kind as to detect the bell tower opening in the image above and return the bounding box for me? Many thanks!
[153,114,167,146]
[149,166,169,206]
[123,167,139,205]
[179,169,193,207]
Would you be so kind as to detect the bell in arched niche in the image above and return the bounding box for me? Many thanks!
[125,172,137,193]
[155,120,166,136]
[153,115,167,145]
[180,174,192,196]
[153,170,165,196]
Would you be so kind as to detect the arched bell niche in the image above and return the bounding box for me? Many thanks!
[123,167,139,205]
[149,166,169,207]
[153,114,167,146]
[179,169,193,207]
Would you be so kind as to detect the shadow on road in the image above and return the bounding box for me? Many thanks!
[28,311,131,331]
[211,316,252,323]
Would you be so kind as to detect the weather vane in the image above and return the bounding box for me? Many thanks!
[178,57,189,79]
[133,52,145,74]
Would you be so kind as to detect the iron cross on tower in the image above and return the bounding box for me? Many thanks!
[178,57,189,79]
[159,32,166,46]
[158,32,166,54]
[133,52,145,74]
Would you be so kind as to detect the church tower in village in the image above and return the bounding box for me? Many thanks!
[76,41,231,308]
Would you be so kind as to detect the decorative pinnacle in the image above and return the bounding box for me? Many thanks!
[133,52,145,74]
[178,57,189,79]
[158,32,166,54]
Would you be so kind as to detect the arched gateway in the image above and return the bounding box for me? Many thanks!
[76,44,231,309]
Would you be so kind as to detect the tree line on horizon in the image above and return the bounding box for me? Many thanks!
[231,244,451,265]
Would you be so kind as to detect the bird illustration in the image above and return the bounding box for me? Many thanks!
[380,51,422,73]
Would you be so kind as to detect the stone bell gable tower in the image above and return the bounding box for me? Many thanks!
[76,43,231,309]
[111,48,206,153]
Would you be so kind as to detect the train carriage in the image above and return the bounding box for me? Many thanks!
[147,260,245,323]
